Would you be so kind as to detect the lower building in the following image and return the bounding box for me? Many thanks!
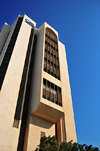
[0,14,77,151]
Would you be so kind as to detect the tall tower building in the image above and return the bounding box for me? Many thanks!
[0,14,77,151]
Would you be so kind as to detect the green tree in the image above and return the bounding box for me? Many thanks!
[93,147,99,151]
[35,136,59,151]
[85,145,93,151]
[72,142,78,151]
[35,135,100,151]
[79,144,86,151]
[60,140,73,151]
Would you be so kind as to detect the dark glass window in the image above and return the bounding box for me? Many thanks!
[44,28,60,80]
[41,132,45,138]
[42,78,62,106]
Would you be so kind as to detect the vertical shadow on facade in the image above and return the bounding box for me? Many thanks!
[23,124,29,151]
[62,114,67,142]
[17,32,37,151]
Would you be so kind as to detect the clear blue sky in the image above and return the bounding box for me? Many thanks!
[0,0,100,148]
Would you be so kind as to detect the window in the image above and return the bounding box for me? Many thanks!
[13,119,19,128]
[44,28,60,80]
[41,132,45,138]
[42,78,62,106]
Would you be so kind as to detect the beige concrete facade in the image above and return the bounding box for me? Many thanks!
[0,15,36,151]
[0,14,77,151]
[59,41,77,142]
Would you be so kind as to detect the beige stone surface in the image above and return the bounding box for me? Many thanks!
[0,15,36,151]
[24,22,77,151]
[0,14,77,151]
[24,116,55,151]
[58,41,77,142]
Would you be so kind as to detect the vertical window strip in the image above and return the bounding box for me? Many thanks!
[44,28,60,80]
[13,28,34,128]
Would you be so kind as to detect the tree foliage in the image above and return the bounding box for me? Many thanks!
[35,136,59,151]
[35,136,100,151]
